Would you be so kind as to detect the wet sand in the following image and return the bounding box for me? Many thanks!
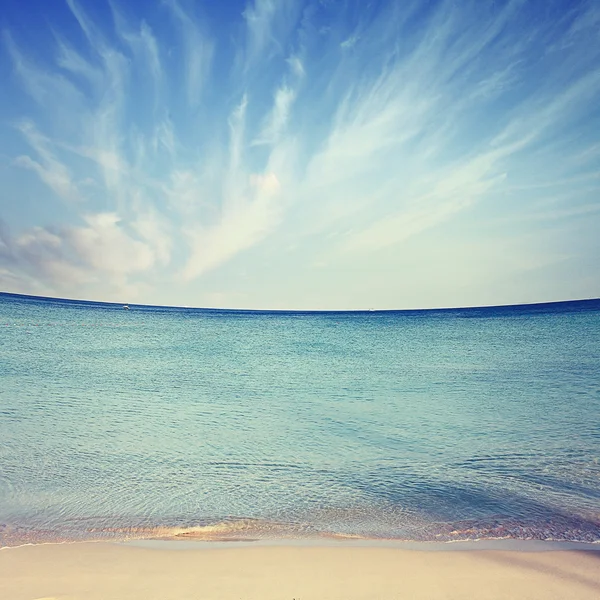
[1,541,599,600]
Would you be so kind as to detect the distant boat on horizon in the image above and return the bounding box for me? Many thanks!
[123,305,130,310]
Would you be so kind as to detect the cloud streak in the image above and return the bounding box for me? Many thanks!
[165,0,214,107]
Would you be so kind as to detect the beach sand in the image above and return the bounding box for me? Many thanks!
[1,542,599,600]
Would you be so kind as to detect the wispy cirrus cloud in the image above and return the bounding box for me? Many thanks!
[111,7,161,85]
[14,120,81,204]
[254,85,296,145]
[164,0,214,107]
[3,29,85,112]
[179,93,285,281]
[1,0,599,308]
[242,0,298,69]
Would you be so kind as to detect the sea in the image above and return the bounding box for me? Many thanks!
[1,292,599,547]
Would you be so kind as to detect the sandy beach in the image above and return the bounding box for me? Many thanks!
[1,541,599,600]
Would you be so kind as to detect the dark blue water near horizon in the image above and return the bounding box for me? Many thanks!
[2,290,599,316]
[1,292,599,546]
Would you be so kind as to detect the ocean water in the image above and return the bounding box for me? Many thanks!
[1,292,599,547]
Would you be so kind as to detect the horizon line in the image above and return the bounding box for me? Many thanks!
[1,290,599,315]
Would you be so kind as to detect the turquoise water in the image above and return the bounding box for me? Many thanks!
[1,292,599,546]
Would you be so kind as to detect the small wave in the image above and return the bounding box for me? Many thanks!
[3,513,600,548]
[137,518,366,542]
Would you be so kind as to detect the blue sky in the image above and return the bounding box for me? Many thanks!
[0,0,599,309]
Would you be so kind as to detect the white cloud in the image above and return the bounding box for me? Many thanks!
[340,34,359,49]
[55,38,103,90]
[181,177,282,280]
[242,0,298,69]
[165,0,214,106]
[3,30,85,110]
[153,117,176,157]
[243,0,278,65]
[254,85,296,145]
[65,213,154,274]
[132,209,172,266]
[339,171,505,254]
[250,172,281,195]
[286,55,305,78]
[14,121,81,204]
[179,93,284,279]
[0,214,158,301]
[112,7,161,87]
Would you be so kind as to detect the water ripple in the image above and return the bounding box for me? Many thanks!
[1,295,599,546]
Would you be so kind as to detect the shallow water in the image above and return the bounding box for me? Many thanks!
[1,293,599,546]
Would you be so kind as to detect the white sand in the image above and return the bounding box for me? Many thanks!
[1,541,599,600]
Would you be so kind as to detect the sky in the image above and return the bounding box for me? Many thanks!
[0,0,599,310]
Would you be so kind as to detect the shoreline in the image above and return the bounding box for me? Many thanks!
[1,539,599,600]
[123,537,600,552]
[3,534,600,552]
